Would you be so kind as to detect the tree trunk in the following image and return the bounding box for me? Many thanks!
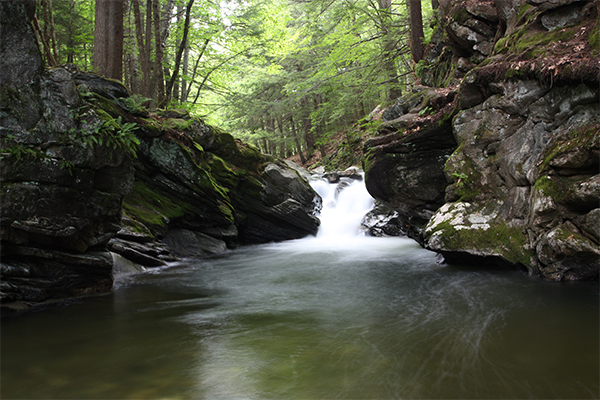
[290,116,306,165]
[378,0,402,101]
[47,0,59,63]
[153,0,165,105]
[131,0,150,96]
[173,3,182,101]
[40,0,58,65]
[181,37,190,102]
[93,0,124,80]
[108,0,124,80]
[165,0,194,104]
[408,0,425,63]
[67,0,75,63]
[145,0,154,98]
[32,8,55,66]
[93,0,109,74]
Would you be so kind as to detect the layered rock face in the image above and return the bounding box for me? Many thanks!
[364,0,599,280]
[1,2,134,306]
[1,2,320,312]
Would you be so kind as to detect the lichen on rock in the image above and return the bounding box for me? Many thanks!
[364,0,599,280]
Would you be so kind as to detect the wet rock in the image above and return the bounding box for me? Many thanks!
[163,229,227,258]
[361,202,407,237]
[363,91,457,241]
[425,79,599,280]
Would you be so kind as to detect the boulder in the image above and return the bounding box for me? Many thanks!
[361,202,407,237]
[424,79,599,280]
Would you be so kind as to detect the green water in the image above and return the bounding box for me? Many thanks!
[2,237,598,399]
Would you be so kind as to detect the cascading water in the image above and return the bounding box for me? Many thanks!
[1,172,598,399]
[310,175,375,239]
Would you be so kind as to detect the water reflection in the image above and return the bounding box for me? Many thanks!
[2,238,598,399]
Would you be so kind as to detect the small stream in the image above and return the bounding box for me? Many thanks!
[2,178,598,399]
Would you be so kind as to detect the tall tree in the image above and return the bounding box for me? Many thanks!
[164,0,194,105]
[131,0,151,96]
[153,0,165,104]
[93,0,124,80]
[407,0,424,63]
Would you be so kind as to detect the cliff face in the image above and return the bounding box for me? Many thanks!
[364,0,599,280]
[0,2,320,313]
[1,1,134,305]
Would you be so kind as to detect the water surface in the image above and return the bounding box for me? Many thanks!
[2,177,598,399]
[2,236,598,399]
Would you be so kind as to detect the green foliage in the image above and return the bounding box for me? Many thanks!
[47,0,435,162]
[120,94,151,116]
[74,110,140,158]
[1,142,49,163]
[451,172,468,188]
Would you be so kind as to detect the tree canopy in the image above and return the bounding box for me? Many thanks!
[32,0,434,163]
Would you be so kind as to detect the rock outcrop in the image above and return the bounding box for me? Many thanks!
[0,1,320,313]
[364,0,599,280]
[1,1,134,309]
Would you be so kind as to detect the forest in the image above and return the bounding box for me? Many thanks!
[33,0,434,165]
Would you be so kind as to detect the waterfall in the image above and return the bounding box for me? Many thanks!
[310,175,375,238]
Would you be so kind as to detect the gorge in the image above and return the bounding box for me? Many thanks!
[0,0,599,395]
[2,176,598,398]
[2,0,598,315]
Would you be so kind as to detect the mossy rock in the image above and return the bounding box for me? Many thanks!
[425,201,532,266]
[538,120,600,174]
[122,180,193,235]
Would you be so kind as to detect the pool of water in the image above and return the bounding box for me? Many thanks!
[2,235,598,399]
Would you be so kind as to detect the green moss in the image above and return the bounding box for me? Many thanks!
[87,93,123,118]
[533,175,564,201]
[516,3,532,23]
[494,25,576,56]
[166,118,195,132]
[444,145,483,201]
[538,120,600,173]
[122,180,193,229]
[140,117,166,136]
[431,214,531,266]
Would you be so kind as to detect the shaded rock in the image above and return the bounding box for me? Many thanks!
[163,229,227,257]
[535,223,600,280]
[540,2,588,30]
[72,71,129,100]
[363,99,457,241]
[240,198,320,243]
[368,0,599,280]
[0,1,135,311]
[425,79,599,280]
[111,252,146,276]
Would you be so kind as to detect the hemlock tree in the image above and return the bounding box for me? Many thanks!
[93,0,124,80]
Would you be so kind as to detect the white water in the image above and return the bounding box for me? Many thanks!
[2,174,598,399]
[310,176,374,239]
